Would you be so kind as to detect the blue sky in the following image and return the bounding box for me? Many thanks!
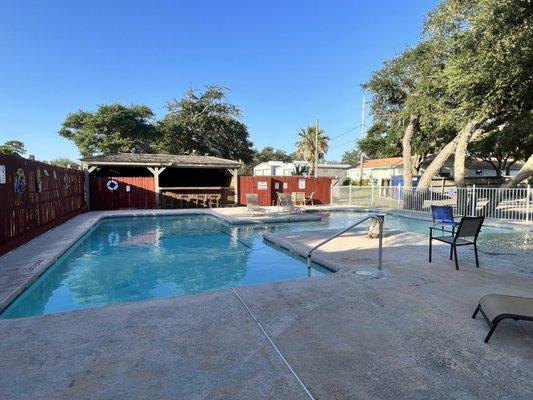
[0,0,437,162]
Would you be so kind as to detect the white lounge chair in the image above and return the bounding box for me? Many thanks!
[245,194,268,217]
[277,193,302,214]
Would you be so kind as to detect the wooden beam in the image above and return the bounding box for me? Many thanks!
[230,168,239,205]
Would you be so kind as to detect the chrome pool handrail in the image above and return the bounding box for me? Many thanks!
[306,214,385,271]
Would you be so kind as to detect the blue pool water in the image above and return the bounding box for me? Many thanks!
[1,215,327,319]
[1,210,529,319]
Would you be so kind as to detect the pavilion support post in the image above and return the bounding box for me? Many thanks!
[83,165,98,210]
[230,168,239,206]
[147,167,166,209]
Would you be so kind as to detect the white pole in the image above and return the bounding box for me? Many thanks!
[397,184,402,210]
[526,184,531,222]
[315,118,319,177]
[359,98,366,186]
[471,184,476,216]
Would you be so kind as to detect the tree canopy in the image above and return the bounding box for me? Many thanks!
[59,86,255,163]
[48,158,80,169]
[0,140,26,157]
[59,104,158,157]
[157,86,254,163]
[355,0,533,187]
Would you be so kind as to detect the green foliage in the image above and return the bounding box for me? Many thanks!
[59,86,255,163]
[471,112,533,175]
[295,125,329,175]
[341,177,352,186]
[59,104,157,157]
[291,164,309,176]
[0,140,25,156]
[361,0,532,186]
[425,0,533,122]
[48,158,80,168]
[341,150,359,165]
[357,123,402,159]
[157,86,254,163]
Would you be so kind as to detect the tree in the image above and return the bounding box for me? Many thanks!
[0,140,26,156]
[502,154,533,188]
[417,0,533,188]
[341,149,360,165]
[49,158,80,169]
[471,114,533,176]
[295,125,329,176]
[362,40,457,188]
[356,123,402,159]
[59,104,158,157]
[157,86,254,163]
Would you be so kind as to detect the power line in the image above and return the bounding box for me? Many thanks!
[329,139,356,150]
[328,125,361,141]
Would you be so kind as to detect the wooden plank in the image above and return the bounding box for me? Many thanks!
[0,154,85,248]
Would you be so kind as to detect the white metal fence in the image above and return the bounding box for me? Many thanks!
[331,185,532,222]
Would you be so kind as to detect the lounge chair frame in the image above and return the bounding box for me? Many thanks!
[244,194,269,217]
[429,216,484,270]
[472,295,533,343]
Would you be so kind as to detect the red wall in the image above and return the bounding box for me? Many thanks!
[239,176,331,206]
[0,154,85,249]
[90,176,155,210]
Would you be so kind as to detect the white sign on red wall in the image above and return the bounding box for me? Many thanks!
[257,181,267,190]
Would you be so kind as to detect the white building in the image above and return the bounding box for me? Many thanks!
[347,157,403,185]
[346,156,521,186]
[253,161,352,178]
[253,161,285,176]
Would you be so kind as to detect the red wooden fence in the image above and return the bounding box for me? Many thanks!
[0,154,85,247]
[90,176,155,210]
[238,176,331,206]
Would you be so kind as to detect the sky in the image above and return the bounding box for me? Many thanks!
[0,0,438,162]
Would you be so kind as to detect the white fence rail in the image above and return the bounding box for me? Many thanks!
[331,185,532,222]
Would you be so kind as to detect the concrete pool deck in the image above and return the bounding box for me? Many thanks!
[0,208,532,399]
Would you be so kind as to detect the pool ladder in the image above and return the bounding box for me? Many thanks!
[306,214,385,271]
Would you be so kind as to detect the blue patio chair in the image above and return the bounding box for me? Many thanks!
[431,205,459,232]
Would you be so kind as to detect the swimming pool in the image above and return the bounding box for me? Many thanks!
[2,209,529,319]
[1,215,327,319]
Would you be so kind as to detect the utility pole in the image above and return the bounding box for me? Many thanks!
[359,97,366,186]
[315,118,319,177]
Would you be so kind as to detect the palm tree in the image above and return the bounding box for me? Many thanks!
[295,125,329,176]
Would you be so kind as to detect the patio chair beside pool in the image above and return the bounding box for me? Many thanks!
[472,294,533,343]
[245,194,269,217]
[429,216,484,270]
[277,193,302,214]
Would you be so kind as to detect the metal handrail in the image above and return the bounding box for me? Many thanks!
[306,214,385,271]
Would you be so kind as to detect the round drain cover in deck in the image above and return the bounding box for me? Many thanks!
[355,270,374,276]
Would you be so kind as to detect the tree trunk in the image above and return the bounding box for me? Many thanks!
[501,154,533,187]
[367,218,381,238]
[402,115,418,188]
[417,120,479,192]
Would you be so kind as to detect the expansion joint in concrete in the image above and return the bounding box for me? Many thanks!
[231,287,316,400]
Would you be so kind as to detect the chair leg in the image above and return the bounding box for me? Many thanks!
[428,236,432,263]
[453,246,459,270]
[484,320,501,343]
[450,245,453,260]
[472,304,481,319]
[474,243,480,268]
